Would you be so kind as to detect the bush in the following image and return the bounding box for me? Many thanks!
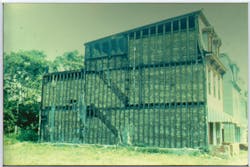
[17,128,38,142]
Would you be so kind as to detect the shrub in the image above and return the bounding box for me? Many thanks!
[17,128,38,142]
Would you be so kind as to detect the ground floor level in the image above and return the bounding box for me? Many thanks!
[40,105,208,149]
[40,107,247,150]
[208,122,248,145]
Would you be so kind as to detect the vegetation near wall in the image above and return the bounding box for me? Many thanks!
[3,50,83,141]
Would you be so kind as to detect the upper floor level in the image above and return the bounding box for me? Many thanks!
[84,10,225,72]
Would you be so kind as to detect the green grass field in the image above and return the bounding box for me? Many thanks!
[3,136,248,165]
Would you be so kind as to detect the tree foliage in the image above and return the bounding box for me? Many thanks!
[4,50,50,135]
[52,50,84,71]
[4,50,84,141]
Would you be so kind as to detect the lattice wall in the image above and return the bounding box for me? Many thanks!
[40,11,208,149]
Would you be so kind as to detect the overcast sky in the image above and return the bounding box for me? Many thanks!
[3,3,248,84]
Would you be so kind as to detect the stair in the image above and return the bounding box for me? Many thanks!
[98,71,129,106]
[87,104,119,138]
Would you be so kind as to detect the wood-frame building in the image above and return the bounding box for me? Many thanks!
[40,10,230,150]
[219,53,248,145]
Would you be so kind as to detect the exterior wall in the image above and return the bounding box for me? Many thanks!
[219,54,248,144]
[222,72,234,116]
[232,88,241,118]
[83,13,208,149]
[206,64,224,117]
[239,93,248,143]
[40,11,222,149]
[40,70,86,143]
[205,64,224,145]
[198,17,226,146]
[224,123,236,143]
[220,55,238,117]
[239,126,248,144]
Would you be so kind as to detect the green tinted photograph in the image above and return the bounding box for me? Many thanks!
[3,3,248,165]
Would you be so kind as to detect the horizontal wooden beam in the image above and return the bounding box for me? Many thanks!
[42,101,205,111]
[86,57,203,74]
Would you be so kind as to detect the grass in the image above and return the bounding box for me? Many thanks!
[3,136,248,165]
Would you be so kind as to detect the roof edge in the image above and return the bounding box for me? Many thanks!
[84,9,203,46]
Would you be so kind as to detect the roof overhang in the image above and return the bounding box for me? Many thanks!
[205,53,227,75]
[198,10,211,27]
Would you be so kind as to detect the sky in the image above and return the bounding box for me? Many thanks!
[3,3,248,84]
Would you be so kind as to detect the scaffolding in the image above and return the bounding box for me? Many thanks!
[40,10,218,149]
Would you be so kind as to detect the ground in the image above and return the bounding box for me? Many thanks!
[3,137,248,165]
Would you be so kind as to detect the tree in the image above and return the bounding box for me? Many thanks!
[3,50,51,137]
[4,50,85,141]
[52,50,84,71]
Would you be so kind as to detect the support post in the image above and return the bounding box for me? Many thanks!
[219,123,223,145]
[213,122,217,145]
